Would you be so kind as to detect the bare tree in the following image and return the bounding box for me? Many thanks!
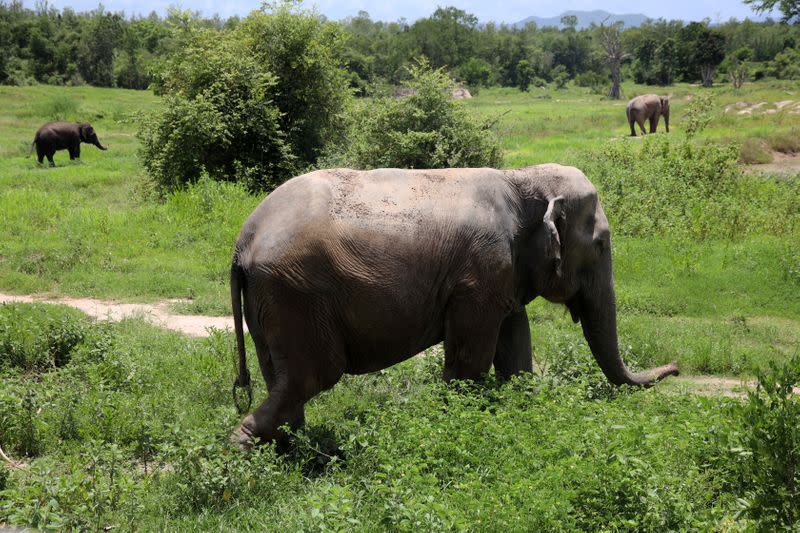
[598,21,630,99]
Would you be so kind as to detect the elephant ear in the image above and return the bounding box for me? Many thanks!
[79,124,93,141]
[543,195,565,278]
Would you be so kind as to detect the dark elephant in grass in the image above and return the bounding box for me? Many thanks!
[229,165,679,448]
[626,94,670,136]
[32,121,107,166]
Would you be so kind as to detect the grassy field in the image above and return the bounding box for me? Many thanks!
[1,80,800,530]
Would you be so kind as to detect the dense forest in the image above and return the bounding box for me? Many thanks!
[1,1,799,92]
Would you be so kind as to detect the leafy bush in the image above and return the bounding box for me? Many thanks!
[574,71,606,93]
[580,136,800,240]
[768,47,800,79]
[682,92,715,138]
[458,57,492,88]
[739,138,773,164]
[337,60,503,169]
[0,304,87,371]
[139,4,351,193]
[727,356,800,529]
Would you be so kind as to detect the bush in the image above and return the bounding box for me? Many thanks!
[337,60,503,169]
[139,4,351,193]
[727,356,800,529]
[574,71,606,93]
[739,138,773,164]
[0,304,87,371]
[580,136,800,240]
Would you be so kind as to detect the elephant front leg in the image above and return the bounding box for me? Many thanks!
[443,297,504,382]
[493,308,533,380]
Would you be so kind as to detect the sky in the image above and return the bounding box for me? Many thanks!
[39,0,775,24]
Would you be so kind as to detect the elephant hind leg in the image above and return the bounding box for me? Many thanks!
[232,290,344,450]
[637,116,647,136]
[493,309,533,381]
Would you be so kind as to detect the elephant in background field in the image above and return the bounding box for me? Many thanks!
[229,165,679,448]
[32,121,107,166]
[626,94,670,136]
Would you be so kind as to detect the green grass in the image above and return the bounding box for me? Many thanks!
[1,80,800,531]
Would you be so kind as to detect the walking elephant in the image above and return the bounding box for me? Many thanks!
[229,165,679,448]
[32,121,107,166]
[626,94,670,136]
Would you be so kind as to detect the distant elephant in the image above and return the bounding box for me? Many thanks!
[626,94,670,136]
[229,165,679,448]
[32,121,107,166]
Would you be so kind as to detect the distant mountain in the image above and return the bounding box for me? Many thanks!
[514,10,649,29]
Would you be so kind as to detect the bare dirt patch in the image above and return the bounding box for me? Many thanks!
[745,151,800,178]
[0,292,243,336]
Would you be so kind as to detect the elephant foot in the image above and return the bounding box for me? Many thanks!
[230,415,257,452]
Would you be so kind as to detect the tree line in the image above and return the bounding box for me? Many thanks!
[2,1,799,92]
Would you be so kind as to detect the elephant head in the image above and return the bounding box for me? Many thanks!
[659,96,670,132]
[79,123,107,150]
[520,167,678,386]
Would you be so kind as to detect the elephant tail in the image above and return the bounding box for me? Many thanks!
[231,254,252,414]
[30,139,36,156]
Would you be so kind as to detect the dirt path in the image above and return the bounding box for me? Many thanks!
[3,292,797,397]
[0,292,243,337]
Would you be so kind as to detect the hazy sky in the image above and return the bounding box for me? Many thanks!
[40,0,774,24]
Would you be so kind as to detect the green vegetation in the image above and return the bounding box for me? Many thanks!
[140,5,352,192]
[0,307,798,530]
[333,60,503,170]
[1,76,799,529]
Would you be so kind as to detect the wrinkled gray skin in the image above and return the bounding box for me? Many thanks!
[230,165,679,448]
[32,121,107,166]
[626,94,670,136]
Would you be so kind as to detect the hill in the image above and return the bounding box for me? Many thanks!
[514,9,649,29]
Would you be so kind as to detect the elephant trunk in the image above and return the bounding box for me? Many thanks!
[664,109,670,133]
[95,141,108,150]
[578,272,678,387]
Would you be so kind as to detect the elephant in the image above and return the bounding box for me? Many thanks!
[626,94,670,136]
[229,165,679,448]
[32,121,107,166]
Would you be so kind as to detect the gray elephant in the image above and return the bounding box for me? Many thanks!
[32,121,107,166]
[626,94,670,136]
[229,165,679,448]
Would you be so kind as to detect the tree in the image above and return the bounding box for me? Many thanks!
[597,21,629,99]
[139,4,352,192]
[744,0,800,23]
[516,59,533,91]
[78,9,122,86]
[695,28,726,87]
[411,7,478,69]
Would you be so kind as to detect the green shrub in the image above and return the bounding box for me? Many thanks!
[0,304,87,371]
[739,138,773,164]
[580,136,800,240]
[768,47,800,79]
[767,129,800,154]
[728,355,800,529]
[338,60,503,169]
[682,92,715,138]
[139,3,351,193]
